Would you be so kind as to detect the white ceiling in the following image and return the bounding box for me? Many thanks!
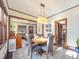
[7,0,79,18]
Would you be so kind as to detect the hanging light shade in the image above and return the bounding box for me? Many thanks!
[37,16,48,24]
[37,3,48,24]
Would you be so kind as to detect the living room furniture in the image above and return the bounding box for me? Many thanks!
[9,39,16,52]
[16,33,22,49]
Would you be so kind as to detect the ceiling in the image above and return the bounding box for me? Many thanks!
[7,0,79,18]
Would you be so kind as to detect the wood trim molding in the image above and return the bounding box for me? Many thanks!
[55,18,67,47]
[6,0,37,18]
[48,5,79,18]
[9,15,37,22]
[42,24,44,37]
[8,16,10,39]
[64,45,76,52]
[0,0,8,15]
[6,0,79,18]
[9,8,37,18]
[11,21,37,25]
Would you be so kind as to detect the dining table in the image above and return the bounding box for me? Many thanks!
[31,37,48,54]
[32,37,48,45]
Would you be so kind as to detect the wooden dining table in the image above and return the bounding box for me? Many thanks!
[31,37,48,54]
[32,37,48,45]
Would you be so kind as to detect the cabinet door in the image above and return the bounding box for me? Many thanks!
[16,34,22,48]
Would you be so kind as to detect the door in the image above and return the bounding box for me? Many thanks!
[55,19,67,47]
[58,23,63,46]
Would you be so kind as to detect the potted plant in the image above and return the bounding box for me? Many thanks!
[76,38,79,53]
[76,38,79,48]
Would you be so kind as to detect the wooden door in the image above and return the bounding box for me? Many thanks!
[55,22,63,46]
[55,19,67,47]
[57,23,63,46]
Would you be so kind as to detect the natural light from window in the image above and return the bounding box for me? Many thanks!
[66,50,77,58]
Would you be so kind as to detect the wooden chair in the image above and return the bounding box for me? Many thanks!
[26,34,42,59]
[42,34,54,59]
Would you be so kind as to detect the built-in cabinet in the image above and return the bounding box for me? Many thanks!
[16,34,22,48]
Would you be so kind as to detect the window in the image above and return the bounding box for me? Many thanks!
[18,25,26,34]
[46,24,52,32]
[0,7,7,49]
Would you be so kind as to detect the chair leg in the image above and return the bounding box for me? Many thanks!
[28,50,33,59]
[51,50,53,56]
[46,52,49,59]
[52,52,53,56]
[30,50,32,59]
[28,48,29,56]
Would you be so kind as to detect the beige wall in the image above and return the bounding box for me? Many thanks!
[8,9,37,21]
[10,17,37,35]
[49,6,79,47]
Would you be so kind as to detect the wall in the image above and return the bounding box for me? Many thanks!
[8,9,37,21]
[49,6,79,47]
[10,17,36,35]
[37,23,43,34]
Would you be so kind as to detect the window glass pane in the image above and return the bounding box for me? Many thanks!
[18,25,26,34]
[46,24,48,27]
[49,24,51,27]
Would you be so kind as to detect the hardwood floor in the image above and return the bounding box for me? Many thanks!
[13,40,79,59]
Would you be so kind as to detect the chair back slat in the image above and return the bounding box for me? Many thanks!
[47,35,54,53]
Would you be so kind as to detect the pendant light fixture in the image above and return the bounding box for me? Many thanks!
[37,3,48,24]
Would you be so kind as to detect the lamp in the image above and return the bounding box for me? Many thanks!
[37,3,48,24]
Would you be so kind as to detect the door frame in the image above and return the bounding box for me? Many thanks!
[55,18,67,47]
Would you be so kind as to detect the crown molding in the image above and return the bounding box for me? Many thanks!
[0,0,8,15]
[6,0,79,19]
[48,4,79,18]
[6,0,37,18]
[9,15,37,22]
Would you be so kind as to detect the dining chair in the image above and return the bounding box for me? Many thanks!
[42,34,54,59]
[26,34,42,59]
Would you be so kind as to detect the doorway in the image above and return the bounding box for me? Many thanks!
[55,18,67,47]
